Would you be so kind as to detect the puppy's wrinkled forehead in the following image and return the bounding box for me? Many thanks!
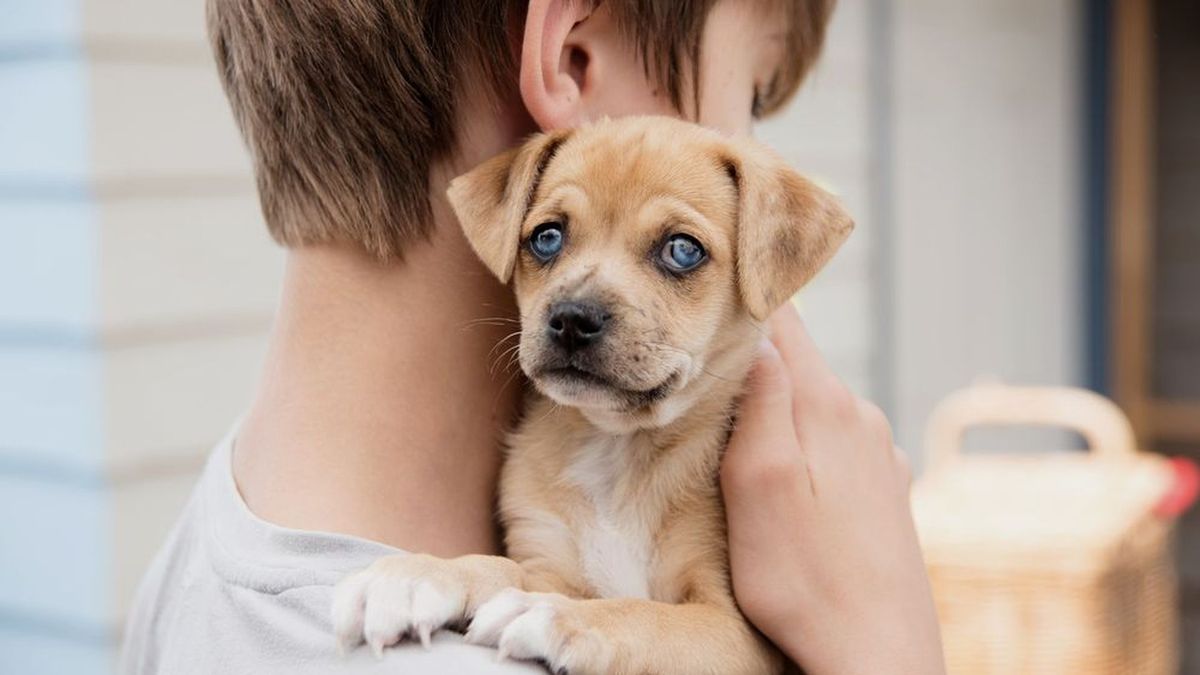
[532,122,738,231]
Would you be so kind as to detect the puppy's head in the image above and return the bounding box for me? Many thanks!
[449,117,852,430]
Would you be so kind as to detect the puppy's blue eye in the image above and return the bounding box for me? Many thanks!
[661,234,706,272]
[529,222,564,260]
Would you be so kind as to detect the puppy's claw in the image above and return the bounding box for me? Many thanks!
[418,624,432,650]
[334,629,356,658]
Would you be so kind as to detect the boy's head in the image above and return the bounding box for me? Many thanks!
[207,0,836,261]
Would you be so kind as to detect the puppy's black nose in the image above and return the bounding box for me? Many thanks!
[547,300,610,351]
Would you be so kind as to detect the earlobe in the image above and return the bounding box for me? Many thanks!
[447,131,571,283]
[727,143,855,321]
[520,0,592,130]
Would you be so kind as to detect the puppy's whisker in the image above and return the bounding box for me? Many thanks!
[489,341,518,372]
[488,352,519,377]
[496,341,522,362]
[489,352,520,378]
[490,364,527,412]
[533,400,562,426]
[487,332,522,359]
[465,316,520,325]
[490,342,524,376]
[640,340,691,359]
[487,330,523,361]
[500,349,523,375]
[640,339,736,384]
[699,366,736,383]
[460,316,521,334]
[462,319,521,330]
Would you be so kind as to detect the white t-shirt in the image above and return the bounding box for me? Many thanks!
[120,429,540,674]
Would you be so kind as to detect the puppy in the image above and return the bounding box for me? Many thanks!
[332,116,853,674]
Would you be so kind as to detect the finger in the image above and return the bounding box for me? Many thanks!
[766,303,839,391]
[727,339,798,453]
[768,304,853,426]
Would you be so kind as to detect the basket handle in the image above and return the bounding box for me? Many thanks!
[924,384,1138,469]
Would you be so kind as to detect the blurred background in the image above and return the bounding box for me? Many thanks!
[0,0,1195,672]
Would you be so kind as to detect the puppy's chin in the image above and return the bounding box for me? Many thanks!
[530,365,677,409]
[527,366,691,432]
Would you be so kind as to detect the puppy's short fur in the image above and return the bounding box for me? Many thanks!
[333,116,853,674]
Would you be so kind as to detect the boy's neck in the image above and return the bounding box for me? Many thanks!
[233,213,522,556]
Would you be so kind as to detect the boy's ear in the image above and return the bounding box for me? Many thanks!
[723,141,855,321]
[520,0,595,130]
[447,131,570,283]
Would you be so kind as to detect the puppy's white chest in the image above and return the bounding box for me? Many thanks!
[579,512,652,599]
[566,436,653,600]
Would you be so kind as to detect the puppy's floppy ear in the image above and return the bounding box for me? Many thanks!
[723,141,855,321]
[447,131,571,283]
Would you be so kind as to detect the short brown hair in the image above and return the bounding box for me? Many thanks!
[207,0,835,261]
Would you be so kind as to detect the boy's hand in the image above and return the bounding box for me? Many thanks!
[721,304,946,675]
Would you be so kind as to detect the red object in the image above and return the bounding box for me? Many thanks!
[1154,457,1200,518]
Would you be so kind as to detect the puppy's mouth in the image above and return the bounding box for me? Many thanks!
[534,363,679,409]
[542,364,614,388]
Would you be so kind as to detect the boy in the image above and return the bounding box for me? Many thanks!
[122,1,944,673]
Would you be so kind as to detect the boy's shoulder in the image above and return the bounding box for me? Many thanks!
[120,433,539,674]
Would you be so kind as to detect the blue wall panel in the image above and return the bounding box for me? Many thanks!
[0,344,104,470]
[0,57,90,189]
[0,202,97,334]
[0,3,114,672]
[0,623,113,675]
[0,0,81,49]
[0,472,110,629]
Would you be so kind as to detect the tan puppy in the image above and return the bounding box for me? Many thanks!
[332,116,853,674]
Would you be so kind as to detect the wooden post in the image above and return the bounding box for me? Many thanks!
[1109,0,1155,448]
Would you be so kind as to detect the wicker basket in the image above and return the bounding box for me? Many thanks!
[912,384,1190,675]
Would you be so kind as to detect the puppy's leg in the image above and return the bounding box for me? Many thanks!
[468,592,783,675]
[332,553,523,656]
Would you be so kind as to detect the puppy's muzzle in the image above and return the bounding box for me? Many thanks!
[547,300,611,353]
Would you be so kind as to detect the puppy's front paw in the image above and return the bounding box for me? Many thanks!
[467,589,610,674]
[331,554,468,657]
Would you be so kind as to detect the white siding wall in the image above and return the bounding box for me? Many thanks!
[762,0,879,400]
[888,0,1086,461]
